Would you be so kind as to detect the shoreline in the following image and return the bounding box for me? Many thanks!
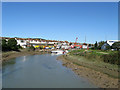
[1,50,119,88]
[57,55,119,88]
[2,49,50,65]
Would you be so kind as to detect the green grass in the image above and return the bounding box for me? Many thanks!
[66,49,120,78]
[69,49,119,65]
[73,62,82,66]
[64,54,119,79]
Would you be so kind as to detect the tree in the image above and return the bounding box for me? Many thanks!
[0,39,1,51]
[106,45,111,50]
[2,39,8,51]
[39,46,43,49]
[98,41,106,50]
[7,38,18,51]
[28,45,35,51]
[94,41,98,49]
[88,44,91,47]
[69,42,72,46]
[112,42,120,51]
[17,44,22,49]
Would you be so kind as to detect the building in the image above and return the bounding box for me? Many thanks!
[101,43,110,50]
[2,37,69,49]
[107,40,120,46]
[101,40,120,50]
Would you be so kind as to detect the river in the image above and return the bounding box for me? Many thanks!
[2,54,97,88]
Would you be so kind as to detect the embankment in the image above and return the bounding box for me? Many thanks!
[57,55,119,88]
[2,49,51,65]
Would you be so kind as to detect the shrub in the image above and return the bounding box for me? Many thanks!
[39,46,43,49]
[102,52,119,65]
[17,44,22,49]
[112,42,120,51]
[2,39,8,51]
[7,38,18,51]
[98,41,106,50]
[94,41,98,50]
[28,45,35,51]
[70,50,120,65]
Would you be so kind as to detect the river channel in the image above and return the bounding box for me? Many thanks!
[2,54,97,88]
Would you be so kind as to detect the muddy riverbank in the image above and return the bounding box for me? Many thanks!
[1,49,119,88]
[2,49,51,64]
[57,55,119,88]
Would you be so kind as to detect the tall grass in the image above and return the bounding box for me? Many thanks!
[69,50,120,65]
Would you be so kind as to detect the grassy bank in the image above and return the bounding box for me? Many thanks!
[69,49,119,65]
[57,55,119,88]
[64,49,120,79]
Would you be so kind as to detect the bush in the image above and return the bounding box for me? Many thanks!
[39,46,43,49]
[70,50,120,65]
[17,44,22,49]
[102,52,119,65]
[112,42,120,51]
[98,41,106,50]
[7,38,18,51]
[2,38,23,51]
[91,47,95,50]
[94,41,98,49]
[2,39,8,51]
[28,45,35,51]
[106,45,111,50]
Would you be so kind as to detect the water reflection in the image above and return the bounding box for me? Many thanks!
[22,56,26,62]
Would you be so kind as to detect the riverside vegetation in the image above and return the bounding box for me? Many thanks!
[1,38,37,64]
[63,49,120,78]
[70,49,120,65]
[57,49,119,88]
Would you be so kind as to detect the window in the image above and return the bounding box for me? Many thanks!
[109,41,114,43]
[21,40,24,43]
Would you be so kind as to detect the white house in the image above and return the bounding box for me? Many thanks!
[107,40,120,46]
[3,37,69,48]
[82,45,88,49]
[15,38,27,48]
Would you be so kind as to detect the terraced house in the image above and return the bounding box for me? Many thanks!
[2,37,69,48]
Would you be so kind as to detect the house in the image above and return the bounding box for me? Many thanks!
[107,40,119,46]
[101,43,110,50]
[2,37,70,49]
[101,40,120,50]
[15,38,28,48]
[82,43,88,49]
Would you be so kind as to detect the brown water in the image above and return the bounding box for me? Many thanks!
[2,54,97,88]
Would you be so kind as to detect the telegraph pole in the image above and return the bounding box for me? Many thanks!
[85,35,86,43]
[105,34,107,42]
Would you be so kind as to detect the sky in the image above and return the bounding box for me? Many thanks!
[2,2,118,44]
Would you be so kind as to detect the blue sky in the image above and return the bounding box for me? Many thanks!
[2,2,118,43]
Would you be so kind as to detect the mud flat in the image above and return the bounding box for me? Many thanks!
[57,55,119,88]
